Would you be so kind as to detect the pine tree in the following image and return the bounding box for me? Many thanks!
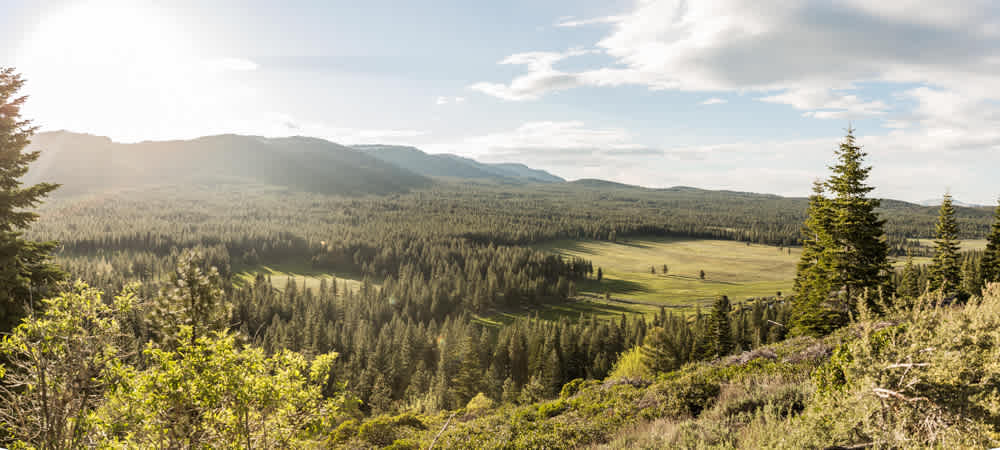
[793,129,890,335]
[791,182,842,336]
[929,193,961,293]
[824,128,891,302]
[982,199,1000,284]
[501,377,519,404]
[960,256,981,298]
[0,68,64,332]
[898,255,922,300]
[149,250,228,347]
[709,295,733,357]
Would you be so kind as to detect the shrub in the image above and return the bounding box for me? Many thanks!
[356,413,426,447]
[537,399,568,419]
[385,438,420,450]
[329,419,357,444]
[640,372,721,419]
[466,392,495,412]
[609,346,653,381]
[560,378,585,398]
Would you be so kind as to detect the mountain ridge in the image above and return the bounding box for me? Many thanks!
[26,131,432,196]
[353,144,564,183]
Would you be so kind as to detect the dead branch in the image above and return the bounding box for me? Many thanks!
[427,411,457,450]
[886,363,931,369]
[872,387,927,402]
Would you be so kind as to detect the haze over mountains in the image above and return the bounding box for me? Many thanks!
[23,131,995,216]
[26,131,431,196]
[917,198,986,208]
[353,145,563,183]
[25,131,564,196]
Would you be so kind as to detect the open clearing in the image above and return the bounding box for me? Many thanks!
[233,263,367,294]
[534,237,800,311]
[892,239,989,267]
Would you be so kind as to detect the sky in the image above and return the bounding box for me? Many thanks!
[2,0,999,204]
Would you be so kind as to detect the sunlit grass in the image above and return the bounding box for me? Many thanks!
[233,262,367,294]
[534,236,800,309]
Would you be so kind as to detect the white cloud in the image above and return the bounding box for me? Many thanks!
[555,16,625,28]
[474,0,1000,106]
[701,97,727,105]
[469,49,591,100]
[760,88,888,118]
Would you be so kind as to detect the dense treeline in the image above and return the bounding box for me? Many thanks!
[29,183,994,265]
[226,266,790,414]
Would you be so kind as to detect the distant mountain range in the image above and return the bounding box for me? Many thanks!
[352,145,563,183]
[22,132,995,213]
[917,198,986,208]
[24,132,561,196]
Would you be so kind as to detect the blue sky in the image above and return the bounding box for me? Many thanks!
[2,0,1000,203]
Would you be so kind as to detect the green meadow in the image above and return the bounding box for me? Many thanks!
[468,236,803,325]
[233,263,367,294]
[535,237,800,308]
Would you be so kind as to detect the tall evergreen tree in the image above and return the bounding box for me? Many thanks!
[898,255,922,300]
[0,68,64,332]
[149,250,228,347]
[793,129,890,335]
[791,182,843,336]
[982,198,1000,284]
[960,256,982,298]
[824,128,891,302]
[709,295,733,357]
[929,193,961,293]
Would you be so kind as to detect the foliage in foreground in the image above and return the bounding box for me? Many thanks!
[0,282,360,449]
[339,284,1000,449]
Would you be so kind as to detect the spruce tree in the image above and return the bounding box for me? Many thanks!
[640,326,675,373]
[791,182,842,336]
[0,68,64,332]
[898,255,922,300]
[149,250,228,347]
[960,256,981,298]
[709,295,733,357]
[982,199,1000,284]
[824,128,891,302]
[929,193,961,293]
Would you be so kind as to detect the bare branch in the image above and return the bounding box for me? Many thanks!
[872,387,928,402]
[886,363,931,369]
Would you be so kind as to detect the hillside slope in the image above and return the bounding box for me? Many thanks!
[338,285,1000,449]
[355,144,564,183]
[25,131,431,196]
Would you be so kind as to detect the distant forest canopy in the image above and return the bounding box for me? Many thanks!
[29,181,994,268]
